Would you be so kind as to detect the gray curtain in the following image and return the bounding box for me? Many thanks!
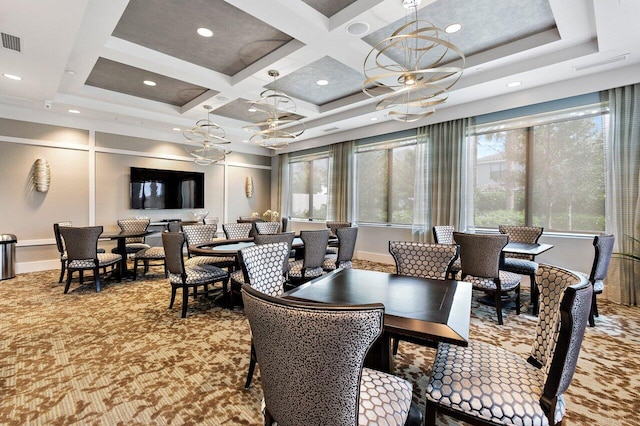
[412,118,471,242]
[602,84,640,305]
[327,141,355,222]
[277,153,290,219]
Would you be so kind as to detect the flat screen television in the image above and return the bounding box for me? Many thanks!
[130,167,204,209]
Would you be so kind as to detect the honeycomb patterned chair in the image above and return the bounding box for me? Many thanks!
[454,232,521,325]
[287,229,330,287]
[222,222,253,240]
[499,225,544,314]
[132,245,166,280]
[323,227,358,271]
[162,232,229,317]
[432,225,462,279]
[580,233,615,327]
[389,241,459,280]
[425,264,592,426]
[255,221,281,235]
[241,283,413,426]
[237,242,291,389]
[111,218,151,255]
[54,221,106,283]
[182,224,236,271]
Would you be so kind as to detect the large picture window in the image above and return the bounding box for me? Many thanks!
[356,138,416,225]
[471,104,607,232]
[289,154,329,220]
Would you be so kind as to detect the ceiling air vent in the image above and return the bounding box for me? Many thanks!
[323,126,339,132]
[1,32,21,52]
[573,54,628,71]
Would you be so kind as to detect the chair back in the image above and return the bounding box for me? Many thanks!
[281,217,288,232]
[432,225,455,245]
[326,221,351,238]
[590,234,615,282]
[254,232,295,275]
[255,221,281,235]
[162,232,186,275]
[241,284,384,426]
[117,218,150,244]
[498,225,543,260]
[539,270,592,419]
[454,232,507,279]
[335,227,358,267]
[223,222,252,239]
[239,242,289,297]
[300,229,330,269]
[389,241,458,280]
[59,226,102,262]
[203,216,219,228]
[182,224,218,246]
[167,221,182,232]
[53,221,72,255]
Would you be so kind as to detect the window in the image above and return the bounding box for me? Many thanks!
[356,137,416,225]
[471,104,607,232]
[289,154,328,220]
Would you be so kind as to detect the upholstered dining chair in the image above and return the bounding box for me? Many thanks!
[425,264,592,426]
[326,220,352,237]
[454,232,521,325]
[54,221,106,283]
[236,242,290,389]
[582,233,615,327]
[432,225,462,279]
[388,241,459,355]
[241,283,414,426]
[254,221,281,235]
[132,245,166,280]
[162,232,230,317]
[111,218,151,255]
[287,229,330,287]
[182,224,236,271]
[222,222,253,240]
[323,226,358,271]
[499,225,544,314]
[59,226,122,293]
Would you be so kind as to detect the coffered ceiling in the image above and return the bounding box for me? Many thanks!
[1,0,639,156]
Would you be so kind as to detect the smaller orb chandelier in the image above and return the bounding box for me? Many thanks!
[183,105,230,165]
[362,0,465,122]
[243,70,305,150]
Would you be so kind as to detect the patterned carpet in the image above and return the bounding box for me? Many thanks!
[1,260,639,425]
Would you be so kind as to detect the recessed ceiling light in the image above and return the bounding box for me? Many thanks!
[248,108,257,113]
[173,127,181,131]
[197,27,213,37]
[68,109,80,114]
[346,22,370,36]
[216,95,229,102]
[65,69,76,75]
[370,117,379,121]
[506,81,522,88]
[143,80,156,86]
[3,73,21,81]
[316,79,329,86]
[445,23,462,34]
[242,140,250,143]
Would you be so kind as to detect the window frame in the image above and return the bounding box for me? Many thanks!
[288,152,329,221]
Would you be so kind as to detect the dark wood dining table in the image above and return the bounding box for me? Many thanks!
[285,268,473,373]
[101,230,154,278]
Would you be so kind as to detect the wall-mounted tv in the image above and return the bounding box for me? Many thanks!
[130,167,204,210]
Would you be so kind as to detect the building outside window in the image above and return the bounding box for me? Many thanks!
[289,153,329,220]
[471,103,607,232]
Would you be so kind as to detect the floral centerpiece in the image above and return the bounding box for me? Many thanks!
[252,210,280,222]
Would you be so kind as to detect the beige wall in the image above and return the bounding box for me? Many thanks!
[1,120,272,273]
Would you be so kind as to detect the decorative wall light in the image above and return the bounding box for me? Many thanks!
[183,105,231,165]
[362,0,465,122]
[245,176,254,198]
[243,70,305,150]
[32,158,51,192]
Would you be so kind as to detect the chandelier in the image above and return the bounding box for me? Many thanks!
[362,0,465,122]
[243,70,305,150]
[183,105,230,165]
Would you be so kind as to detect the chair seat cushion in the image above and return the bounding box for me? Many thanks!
[464,270,521,291]
[68,253,122,269]
[322,256,352,271]
[287,260,324,279]
[111,243,150,254]
[134,246,165,259]
[426,340,565,426]
[169,264,228,285]
[359,367,413,425]
[185,255,236,267]
[503,258,539,275]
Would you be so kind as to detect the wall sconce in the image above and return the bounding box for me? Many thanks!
[245,176,254,198]
[32,158,50,192]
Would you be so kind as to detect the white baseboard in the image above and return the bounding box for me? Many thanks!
[354,250,394,265]
[16,259,59,274]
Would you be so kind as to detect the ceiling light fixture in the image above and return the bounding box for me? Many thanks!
[3,73,22,81]
[506,81,522,87]
[362,0,465,122]
[68,109,80,114]
[445,23,462,34]
[183,105,230,165]
[316,79,329,86]
[197,27,213,37]
[143,80,156,86]
[243,70,305,150]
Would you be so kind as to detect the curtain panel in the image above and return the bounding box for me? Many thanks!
[327,141,355,222]
[602,84,640,306]
[277,153,290,219]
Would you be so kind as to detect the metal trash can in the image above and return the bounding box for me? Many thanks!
[0,234,17,280]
